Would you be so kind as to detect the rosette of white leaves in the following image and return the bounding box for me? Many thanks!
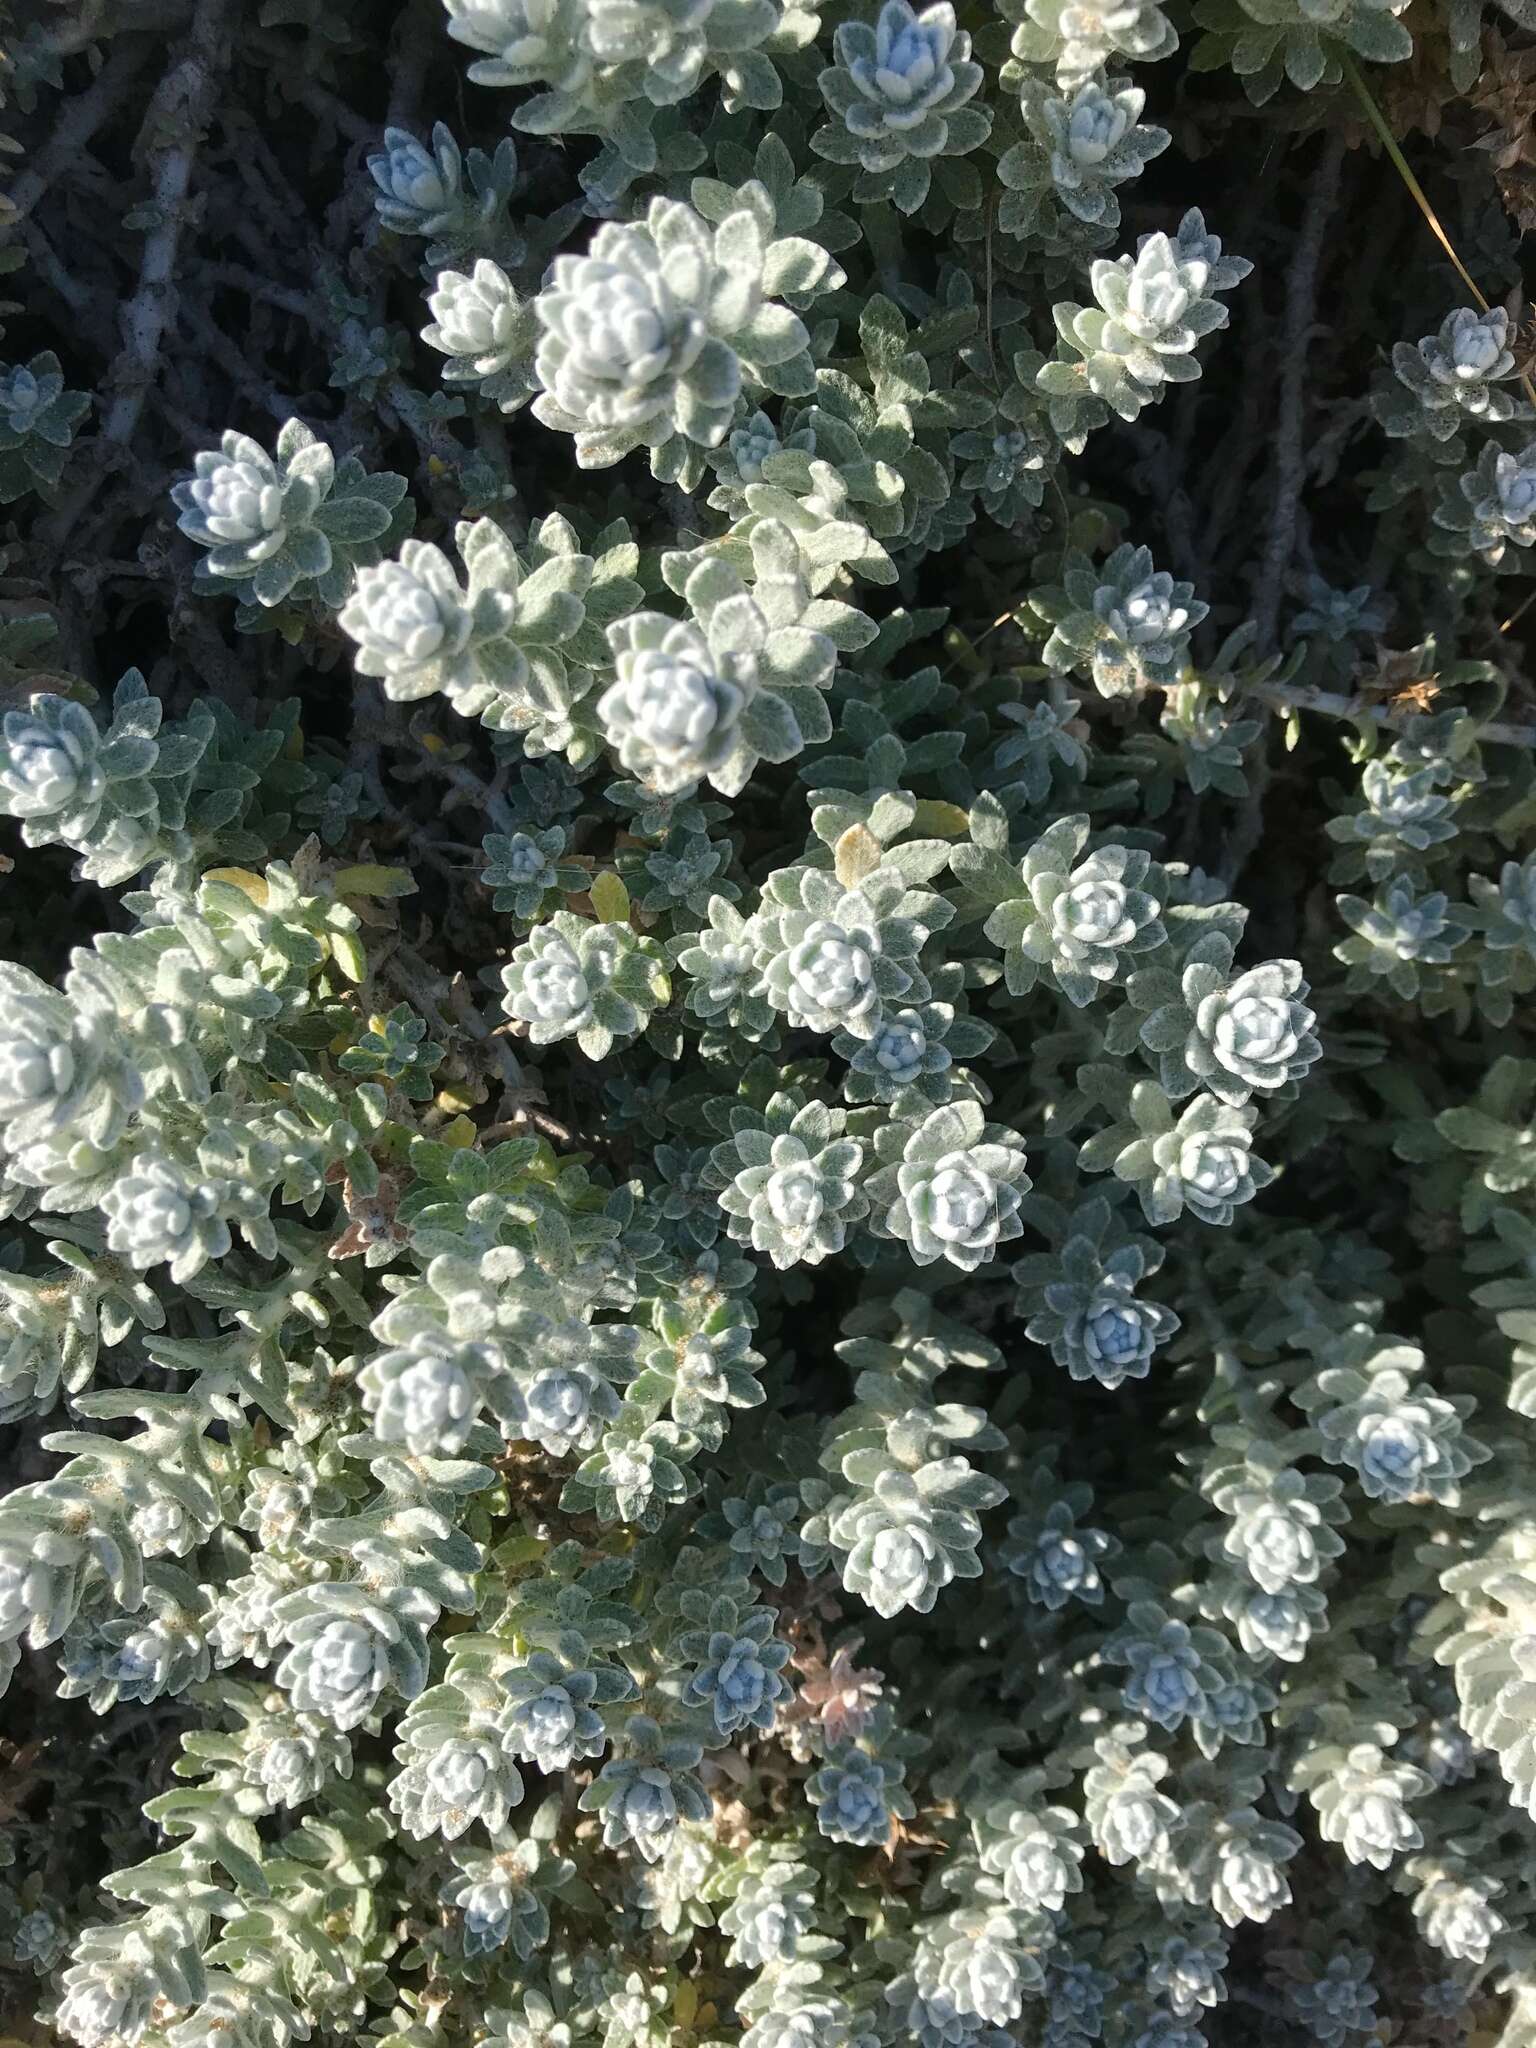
[719,1858,819,1967]
[484,825,589,925]
[388,1676,525,1840]
[975,1798,1086,1913]
[709,1094,868,1268]
[0,670,208,885]
[1283,1950,1379,2043]
[1214,1572,1327,1664]
[711,408,805,498]
[369,123,525,267]
[813,0,990,213]
[0,696,107,839]
[1432,440,1536,565]
[496,1315,636,1455]
[340,514,639,759]
[1004,0,1177,88]
[682,1608,792,1734]
[423,259,539,413]
[1208,1448,1344,1595]
[53,1915,192,2048]
[165,1980,308,2048]
[1000,1490,1117,1608]
[0,1490,93,1656]
[578,1714,709,1861]
[1038,211,1251,447]
[837,999,990,1103]
[952,408,1056,530]
[172,418,408,612]
[745,1991,858,2048]
[442,1835,559,1959]
[444,0,596,108]
[0,962,139,1162]
[1380,307,1520,442]
[979,814,1165,1005]
[501,910,669,1060]
[357,1314,508,1457]
[443,0,799,184]
[672,896,779,1042]
[601,534,839,797]
[634,1297,765,1446]
[1325,760,1459,883]
[752,858,945,1039]
[1083,1724,1180,1865]
[371,122,473,237]
[101,1154,232,1284]
[999,76,1169,237]
[1413,1875,1507,1966]
[1291,575,1390,645]
[1036,543,1207,697]
[1192,0,1411,103]
[0,1253,127,1428]
[58,1568,211,1711]
[0,353,90,502]
[1467,848,1536,1022]
[1013,1197,1179,1387]
[824,1459,1006,1617]
[868,1096,1031,1271]
[916,1898,1036,2026]
[1294,1741,1431,1870]
[806,1746,911,1844]
[1300,1339,1486,1505]
[210,1553,311,1669]
[533,199,815,485]
[707,399,904,589]
[1333,878,1467,1003]
[1078,1074,1272,1227]
[500,1648,624,1771]
[1439,1532,1536,1813]
[1106,1597,1236,1734]
[273,1579,435,1731]
[1120,930,1321,1104]
[1197,1809,1302,1927]
[239,1699,352,1809]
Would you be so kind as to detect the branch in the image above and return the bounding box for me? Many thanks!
[4,41,151,228]
[1247,676,1536,749]
[1253,134,1346,659]
[98,0,233,451]
[38,0,233,552]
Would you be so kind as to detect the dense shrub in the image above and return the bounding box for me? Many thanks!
[2,0,1536,2044]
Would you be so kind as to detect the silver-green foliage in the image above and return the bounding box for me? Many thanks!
[14,0,1536,2042]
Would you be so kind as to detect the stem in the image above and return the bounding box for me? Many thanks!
[1340,53,1487,311]
[1246,674,1535,746]
[1342,51,1536,410]
[38,0,233,553]
[1254,134,1344,659]
[100,0,232,450]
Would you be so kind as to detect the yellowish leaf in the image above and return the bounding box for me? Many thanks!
[834,822,883,888]
[333,863,417,898]
[590,871,631,924]
[203,866,269,907]
[909,799,971,838]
